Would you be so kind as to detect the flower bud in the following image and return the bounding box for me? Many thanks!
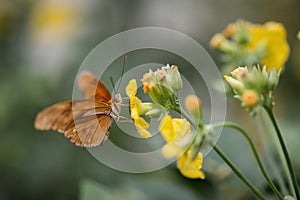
[185,95,202,118]
[242,90,259,106]
[210,33,225,49]
[222,23,236,38]
[224,75,245,94]
[231,67,248,79]
[169,65,183,90]
[148,84,175,107]
[268,68,279,90]
[232,20,251,44]
[136,102,155,115]
[145,106,164,118]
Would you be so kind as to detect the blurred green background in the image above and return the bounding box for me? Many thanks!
[1,0,300,199]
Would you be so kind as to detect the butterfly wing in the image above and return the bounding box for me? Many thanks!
[77,71,112,103]
[34,100,113,147]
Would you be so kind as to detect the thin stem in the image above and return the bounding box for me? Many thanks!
[213,145,266,200]
[173,106,197,127]
[264,106,300,199]
[258,112,291,196]
[212,121,283,200]
[174,107,267,199]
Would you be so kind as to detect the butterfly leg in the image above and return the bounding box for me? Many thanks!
[117,116,133,123]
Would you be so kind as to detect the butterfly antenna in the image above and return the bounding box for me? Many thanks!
[116,55,127,93]
[109,76,116,95]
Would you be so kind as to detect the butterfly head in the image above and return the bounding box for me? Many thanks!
[113,93,122,104]
[110,93,122,120]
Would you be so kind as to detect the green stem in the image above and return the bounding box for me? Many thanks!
[174,107,268,199]
[212,121,283,199]
[173,106,198,128]
[264,106,300,199]
[258,112,291,196]
[213,145,266,200]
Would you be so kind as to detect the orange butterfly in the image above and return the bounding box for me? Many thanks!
[34,71,122,147]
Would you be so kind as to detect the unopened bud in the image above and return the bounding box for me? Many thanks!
[145,106,164,118]
[242,90,259,106]
[223,23,236,38]
[185,95,202,115]
[224,75,245,94]
[268,68,280,90]
[169,65,183,90]
[210,33,225,49]
[231,67,248,79]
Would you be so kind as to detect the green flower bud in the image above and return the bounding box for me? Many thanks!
[268,68,280,90]
[145,106,164,118]
[148,84,175,108]
[168,65,183,90]
[224,75,245,94]
[136,102,156,115]
[232,19,251,44]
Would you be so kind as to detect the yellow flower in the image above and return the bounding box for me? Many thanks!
[249,22,290,71]
[28,0,82,39]
[159,115,192,159]
[177,151,205,179]
[126,79,137,97]
[159,115,190,143]
[126,79,151,138]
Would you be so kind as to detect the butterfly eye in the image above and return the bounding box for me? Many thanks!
[114,94,122,103]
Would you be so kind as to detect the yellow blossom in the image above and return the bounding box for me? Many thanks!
[126,79,151,138]
[162,143,183,159]
[126,79,137,97]
[159,115,192,159]
[249,22,289,71]
[28,0,82,39]
[177,151,205,179]
[159,115,190,143]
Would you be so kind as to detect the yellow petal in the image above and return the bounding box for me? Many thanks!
[159,115,175,142]
[136,126,152,138]
[131,107,139,119]
[249,22,289,71]
[129,96,142,119]
[126,79,137,97]
[134,117,150,129]
[177,152,205,179]
[172,118,191,137]
[162,143,183,159]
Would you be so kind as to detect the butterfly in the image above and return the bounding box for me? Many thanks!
[34,71,122,147]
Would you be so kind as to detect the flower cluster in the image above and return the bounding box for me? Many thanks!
[126,64,206,179]
[210,19,289,72]
[141,64,182,108]
[224,66,280,115]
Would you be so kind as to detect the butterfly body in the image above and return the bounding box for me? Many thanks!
[34,71,122,147]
